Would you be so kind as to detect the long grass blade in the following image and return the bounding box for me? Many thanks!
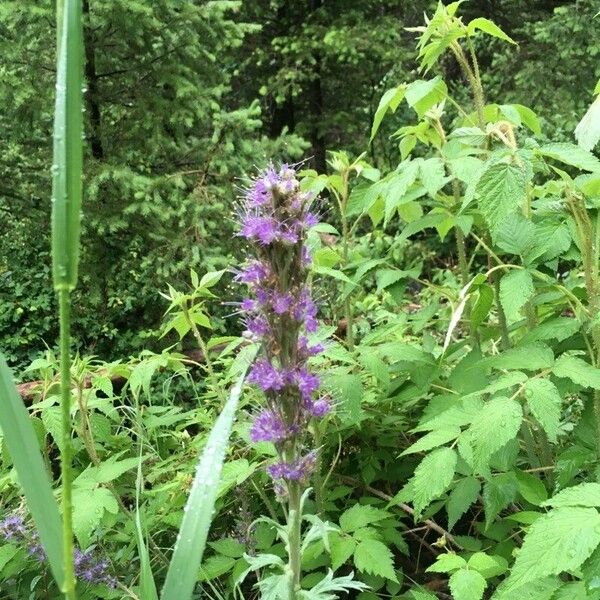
[0,355,64,584]
[160,368,249,600]
[52,0,83,291]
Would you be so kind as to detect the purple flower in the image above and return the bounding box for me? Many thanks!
[248,359,287,391]
[0,514,26,542]
[272,291,293,315]
[236,261,270,285]
[250,410,290,443]
[306,396,331,417]
[240,215,280,245]
[241,298,255,312]
[244,315,270,338]
[295,368,320,400]
[267,452,317,481]
[74,548,117,588]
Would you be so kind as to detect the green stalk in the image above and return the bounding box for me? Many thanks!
[59,289,76,599]
[287,483,302,600]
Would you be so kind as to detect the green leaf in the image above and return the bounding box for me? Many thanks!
[483,343,554,371]
[483,472,518,527]
[447,477,481,530]
[575,96,600,152]
[371,85,406,140]
[515,471,547,506]
[339,504,391,533]
[353,538,398,582]
[405,77,448,118]
[72,486,118,548]
[160,365,250,600]
[524,379,561,442]
[449,569,487,600]
[467,17,515,44]
[52,0,84,289]
[426,553,467,573]
[476,162,528,233]
[492,576,561,600]
[542,482,600,508]
[505,507,600,592]
[538,142,600,172]
[0,355,64,585]
[499,269,535,323]
[75,455,142,488]
[410,447,457,512]
[299,570,367,600]
[464,397,522,474]
[401,427,460,456]
[329,533,356,571]
[552,354,600,389]
[468,553,508,578]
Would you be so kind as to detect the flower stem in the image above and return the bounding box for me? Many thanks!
[58,288,76,600]
[287,483,302,600]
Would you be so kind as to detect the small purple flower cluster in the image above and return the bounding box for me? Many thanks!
[0,512,116,588]
[237,164,331,486]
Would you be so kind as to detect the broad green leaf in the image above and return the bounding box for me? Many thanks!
[515,471,547,505]
[476,162,528,233]
[542,482,600,508]
[330,533,356,571]
[511,104,542,136]
[491,576,561,600]
[467,17,515,44]
[401,427,460,456]
[524,379,561,442]
[447,477,481,530]
[552,355,600,389]
[464,396,522,474]
[504,507,600,591]
[449,568,487,600]
[499,269,535,323]
[160,366,249,600]
[340,504,391,533]
[495,213,534,256]
[483,343,554,371]
[521,317,580,345]
[72,486,118,548]
[483,472,518,527]
[405,77,447,118]
[410,447,457,512]
[575,95,600,152]
[426,553,467,573]
[75,455,142,488]
[538,142,600,172]
[371,85,406,140]
[468,552,508,578]
[0,355,64,585]
[353,538,398,582]
[384,161,420,225]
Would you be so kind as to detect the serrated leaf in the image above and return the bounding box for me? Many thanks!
[72,486,118,548]
[483,472,518,527]
[476,162,528,232]
[330,533,356,571]
[552,354,600,389]
[492,576,561,600]
[447,477,481,530]
[499,270,534,323]
[465,397,522,474]
[405,77,447,118]
[410,447,457,512]
[449,568,487,600]
[353,539,398,582]
[524,379,561,442]
[426,553,467,573]
[339,504,391,533]
[542,482,600,508]
[299,570,367,600]
[575,96,600,152]
[504,507,600,592]
[539,142,600,172]
[371,85,406,140]
[515,471,547,505]
[401,427,460,456]
[467,17,515,43]
[468,552,508,578]
[483,343,554,371]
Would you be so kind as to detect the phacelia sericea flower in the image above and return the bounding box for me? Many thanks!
[237,163,330,488]
[0,511,117,588]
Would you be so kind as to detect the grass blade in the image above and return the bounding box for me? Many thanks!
[0,354,64,584]
[160,368,249,600]
[135,448,159,600]
[52,0,83,291]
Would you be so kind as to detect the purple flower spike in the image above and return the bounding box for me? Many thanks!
[250,410,289,443]
[248,359,287,391]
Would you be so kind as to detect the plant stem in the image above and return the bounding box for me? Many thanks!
[58,288,76,600]
[339,172,354,350]
[287,483,302,600]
